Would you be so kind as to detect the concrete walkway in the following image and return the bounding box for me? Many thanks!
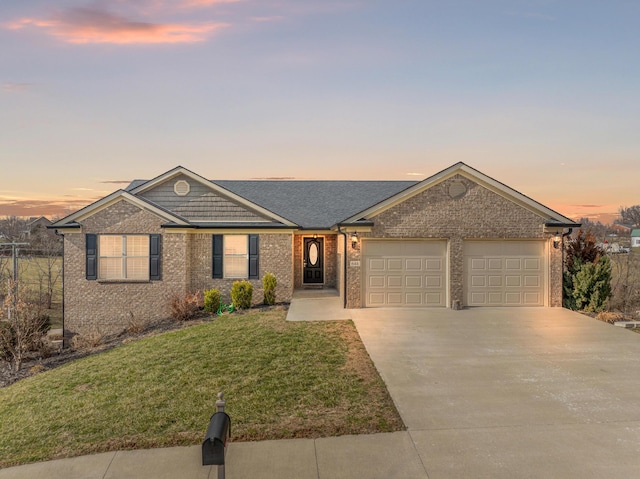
[285,288,352,321]
[0,433,426,479]
[3,305,640,478]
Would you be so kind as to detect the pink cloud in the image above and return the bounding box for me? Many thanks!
[6,7,227,44]
[181,0,242,6]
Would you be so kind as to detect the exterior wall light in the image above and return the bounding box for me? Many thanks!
[351,232,359,249]
[553,233,562,249]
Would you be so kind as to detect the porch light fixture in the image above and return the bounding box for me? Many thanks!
[351,232,359,249]
[553,233,562,249]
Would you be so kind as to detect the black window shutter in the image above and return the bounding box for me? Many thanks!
[212,234,223,278]
[149,234,162,280]
[86,234,97,280]
[248,234,259,279]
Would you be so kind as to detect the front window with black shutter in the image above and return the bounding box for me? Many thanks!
[86,234,161,281]
[212,234,259,279]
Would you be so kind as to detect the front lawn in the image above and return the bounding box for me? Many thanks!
[0,308,403,468]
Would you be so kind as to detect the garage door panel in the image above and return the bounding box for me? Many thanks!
[524,276,540,287]
[524,292,542,304]
[368,292,385,305]
[505,258,522,270]
[425,293,444,305]
[505,292,522,304]
[464,241,545,307]
[471,258,486,270]
[387,292,403,305]
[387,259,403,270]
[369,259,385,271]
[364,240,446,307]
[488,258,502,270]
[405,258,423,270]
[426,259,443,271]
[405,293,423,305]
[387,275,402,288]
[505,275,521,287]
[524,258,541,270]
[471,292,487,304]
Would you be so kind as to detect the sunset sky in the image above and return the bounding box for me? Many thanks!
[1,1,638,223]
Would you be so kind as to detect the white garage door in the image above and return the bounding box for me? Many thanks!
[364,240,447,307]
[464,241,545,306]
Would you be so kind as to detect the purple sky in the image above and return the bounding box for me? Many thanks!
[1,0,639,223]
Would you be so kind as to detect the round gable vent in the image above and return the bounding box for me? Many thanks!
[448,181,467,199]
[174,180,190,196]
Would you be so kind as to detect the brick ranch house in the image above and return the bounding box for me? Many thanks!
[50,162,579,337]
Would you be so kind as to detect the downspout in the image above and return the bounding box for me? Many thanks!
[338,227,348,309]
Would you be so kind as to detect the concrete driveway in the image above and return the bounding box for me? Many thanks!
[351,307,640,479]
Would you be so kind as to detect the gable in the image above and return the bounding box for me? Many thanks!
[139,174,273,223]
[370,175,548,238]
[81,199,165,234]
[343,162,579,227]
[129,167,297,227]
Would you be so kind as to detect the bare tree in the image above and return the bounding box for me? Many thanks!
[0,217,28,242]
[609,253,640,314]
[29,227,63,309]
[617,206,640,228]
[0,280,49,372]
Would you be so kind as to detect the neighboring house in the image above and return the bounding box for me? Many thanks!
[50,162,580,337]
[632,230,640,248]
[610,224,631,235]
[26,216,52,235]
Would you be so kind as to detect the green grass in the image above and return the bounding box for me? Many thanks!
[0,309,404,468]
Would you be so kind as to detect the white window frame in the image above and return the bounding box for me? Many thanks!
[223,235,249,279]
[98,235,149,281]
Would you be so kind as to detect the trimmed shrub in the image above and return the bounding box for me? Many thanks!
[231,280,253,310]
[204,288,222,314]
[263,272,277,305]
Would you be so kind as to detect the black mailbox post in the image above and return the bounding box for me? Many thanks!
[202,411,231,466]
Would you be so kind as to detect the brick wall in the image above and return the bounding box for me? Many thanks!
[63,200,187,337]
[345,175,563,308]
[63,199,293,337]
[189,233,293,305]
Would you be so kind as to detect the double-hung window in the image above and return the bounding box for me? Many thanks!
[223,235,249,278]
[86,234,161,281]
[212,234,259,279]
[99,235,150,280]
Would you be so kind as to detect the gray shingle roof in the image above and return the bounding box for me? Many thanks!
[213,180,417,229]
[127,177,417,228]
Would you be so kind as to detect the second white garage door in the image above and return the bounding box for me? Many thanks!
[364,240,447,307]
[464,241,546,306]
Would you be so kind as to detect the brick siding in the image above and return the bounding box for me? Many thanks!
[345,175,563,308]
[63,199,293,337]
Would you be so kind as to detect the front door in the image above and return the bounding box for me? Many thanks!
[303,237,324,284]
